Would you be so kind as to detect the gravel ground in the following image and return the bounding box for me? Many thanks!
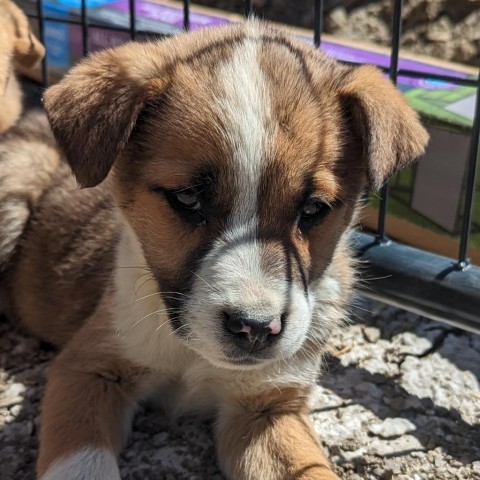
[1,299,479,480]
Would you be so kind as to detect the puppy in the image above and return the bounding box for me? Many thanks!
[2,20,428,480]
[0,0,53,309]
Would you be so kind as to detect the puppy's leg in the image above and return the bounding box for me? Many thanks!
[216,388,340,480]
[37,319,149,480]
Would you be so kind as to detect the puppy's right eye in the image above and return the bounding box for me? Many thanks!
[163,187,206,226]
[175,191,201,211]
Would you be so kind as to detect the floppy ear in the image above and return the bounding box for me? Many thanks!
[1,0,45,67]
[43,43,167,187]
[338,65,429,191]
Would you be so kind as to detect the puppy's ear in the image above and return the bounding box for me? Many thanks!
[338,65,429,190]
[14,32,45,69]
[43,44,166,187]
[2,0,45,67]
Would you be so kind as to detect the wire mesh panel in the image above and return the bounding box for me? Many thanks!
[26,0,480,331]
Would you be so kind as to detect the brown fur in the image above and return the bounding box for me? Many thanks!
[1,21,429,480]
[217,388,340,480]
[338,65,429,190]
[0,0,46,309]
[0,111,60,317]
[36,295,150,475]
[11,164,119,346]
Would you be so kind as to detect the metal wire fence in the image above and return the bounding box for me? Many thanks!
[24,0,480,331]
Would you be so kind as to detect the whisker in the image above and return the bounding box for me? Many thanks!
[128,308,175,331]
[155,319,171,332]
[134,274,156,295]
[135,292,188,302]
[169,323,190,336]
[248,336,260,355]
[189,270,218,293]
[117,266,150,269]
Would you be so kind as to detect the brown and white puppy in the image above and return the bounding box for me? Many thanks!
[3,20,428,480]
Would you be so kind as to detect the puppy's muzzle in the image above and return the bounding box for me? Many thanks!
[223,311,283,353]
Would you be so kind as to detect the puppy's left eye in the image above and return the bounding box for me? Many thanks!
[301,199,330,218]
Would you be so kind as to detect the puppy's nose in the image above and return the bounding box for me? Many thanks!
[223,312,282,352]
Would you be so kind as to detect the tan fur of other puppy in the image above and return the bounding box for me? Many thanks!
[0,0,53,312]
[1,20,428,480]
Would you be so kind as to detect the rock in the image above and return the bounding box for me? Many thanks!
[152,432,169,447]
[403,0,445,24]
[400,352,480,425]
[445,0,480,21]
[368,435,425,457]
[391,331,432,356]
[9,405,21,417]
[363,326,381,343]
[383,458,403,474]
[426,16,453,42]
[325,6,348,31]
[0,383,26,408]
[348,8,390,44]
[369,418,416,438]
[341,447,368,462]
[354,381,384,400]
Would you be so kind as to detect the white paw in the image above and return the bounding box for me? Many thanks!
[40,447,121,480]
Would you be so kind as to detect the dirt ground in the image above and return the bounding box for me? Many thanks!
[1,298,479,480]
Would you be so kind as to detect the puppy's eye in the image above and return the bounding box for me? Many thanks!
[176,191,201,211]
[301,199,330,218]
[162,187,206,226]
[298,199,332,230]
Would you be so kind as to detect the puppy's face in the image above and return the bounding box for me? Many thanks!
[44,22,428,369]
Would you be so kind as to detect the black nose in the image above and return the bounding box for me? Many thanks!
[223,312,282,352]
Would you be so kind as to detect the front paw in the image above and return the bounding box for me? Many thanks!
[39,447,121,480]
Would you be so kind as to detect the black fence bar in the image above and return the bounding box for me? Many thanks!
[376,0,403,242]
[80,0,89,56]
[183,0,190,31]
[458,73,480,268]
[354,232,480,334]
[35,0,48,88]
[244,0,252,18]
[397,69,478,88]
[313,0,323,48]
[25,13,167,39]
[389,0,402,85]
[129,0,136,40]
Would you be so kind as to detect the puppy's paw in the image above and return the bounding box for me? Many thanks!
[39,447,120,480]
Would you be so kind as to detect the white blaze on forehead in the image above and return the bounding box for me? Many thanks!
[214,31,272,230]
[207,30,273,302]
